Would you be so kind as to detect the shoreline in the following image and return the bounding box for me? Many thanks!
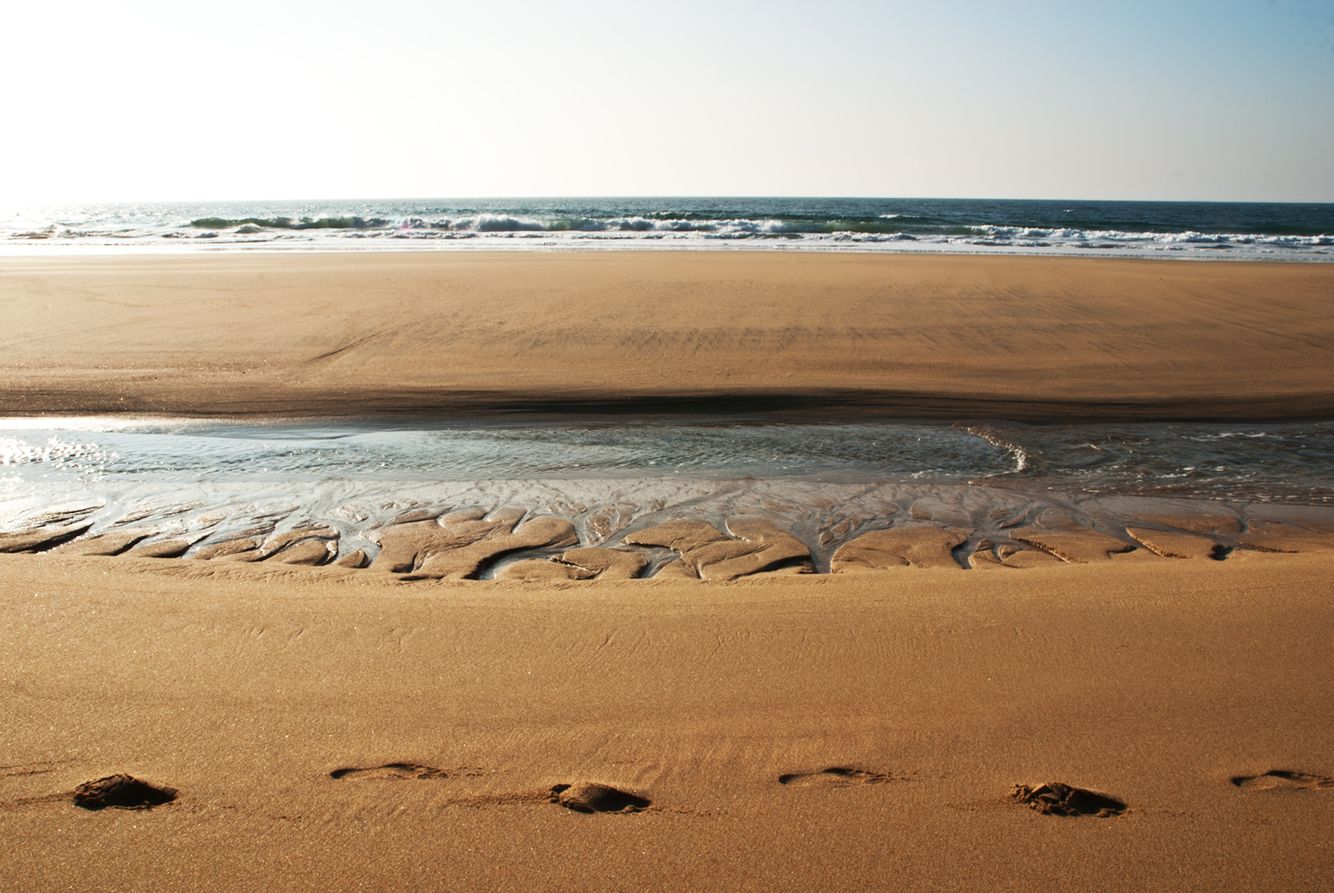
[4,250,1333,423]
[4,414,1332,577]
[5,241,1333,264]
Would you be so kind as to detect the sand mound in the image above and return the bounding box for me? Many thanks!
[548,782,650,813]
[623,518,810,580]
[72,775,177,811]
[1230,770,1333,791]
[777,767,894,786]
[330,763,448,781]
[1010,782,1125,817]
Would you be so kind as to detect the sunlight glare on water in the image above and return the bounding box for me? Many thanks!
[0,419,1330,503]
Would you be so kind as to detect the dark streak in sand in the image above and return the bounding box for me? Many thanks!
[9,386,1334,425]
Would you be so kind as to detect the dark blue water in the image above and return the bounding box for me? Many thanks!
[171,197,1334,237]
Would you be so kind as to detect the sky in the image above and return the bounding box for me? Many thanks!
[1,0,1332,204]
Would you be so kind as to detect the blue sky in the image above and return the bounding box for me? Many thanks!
[1,0,1331,202]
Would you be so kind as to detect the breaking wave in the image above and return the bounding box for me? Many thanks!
[967,225,1334,249]
[190,216,390,230]
[6,197,1331,259]
[178,215,1334,250]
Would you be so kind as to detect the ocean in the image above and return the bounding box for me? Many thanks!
[3,197,1332,260]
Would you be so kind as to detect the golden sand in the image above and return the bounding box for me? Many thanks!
[2,553,1332,890]
[2,251,1332,419]
[3,251,1333,889]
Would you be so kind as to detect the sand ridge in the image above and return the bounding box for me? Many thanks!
[3,495,1333,580]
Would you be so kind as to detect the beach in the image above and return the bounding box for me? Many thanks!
[2,251,1332,420]
[3,250,1334,890]
[3,553,1332,891]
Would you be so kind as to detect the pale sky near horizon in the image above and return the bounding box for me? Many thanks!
[2,0,1332,204]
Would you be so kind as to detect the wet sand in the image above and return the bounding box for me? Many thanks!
[2,553,1332,891]
[5,485,1334,578]
[2,251,1333,420]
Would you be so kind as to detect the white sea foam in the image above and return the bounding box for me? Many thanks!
[967,224,1333,249]
[2,202,1331,261]
[0,435,116,471]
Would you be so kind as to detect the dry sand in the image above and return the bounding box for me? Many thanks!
[2,251,1332,420]
[2,553,1332,891]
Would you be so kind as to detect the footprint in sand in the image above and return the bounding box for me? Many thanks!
[72,774,177,811]
[549,782,650,813]
[329,763,448,781]
[1010,782,1126,818]
[1231,770,1334,792]
[778,767,895,787]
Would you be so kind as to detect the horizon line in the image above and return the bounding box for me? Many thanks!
[10,193,1334,208]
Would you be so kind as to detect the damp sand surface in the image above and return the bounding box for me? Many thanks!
[2,251,1334,420]
[1,553,1332,891]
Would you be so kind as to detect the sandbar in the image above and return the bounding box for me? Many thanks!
[2,251,1332,420]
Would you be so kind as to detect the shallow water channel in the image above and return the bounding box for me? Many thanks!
[2,418,1332,573]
